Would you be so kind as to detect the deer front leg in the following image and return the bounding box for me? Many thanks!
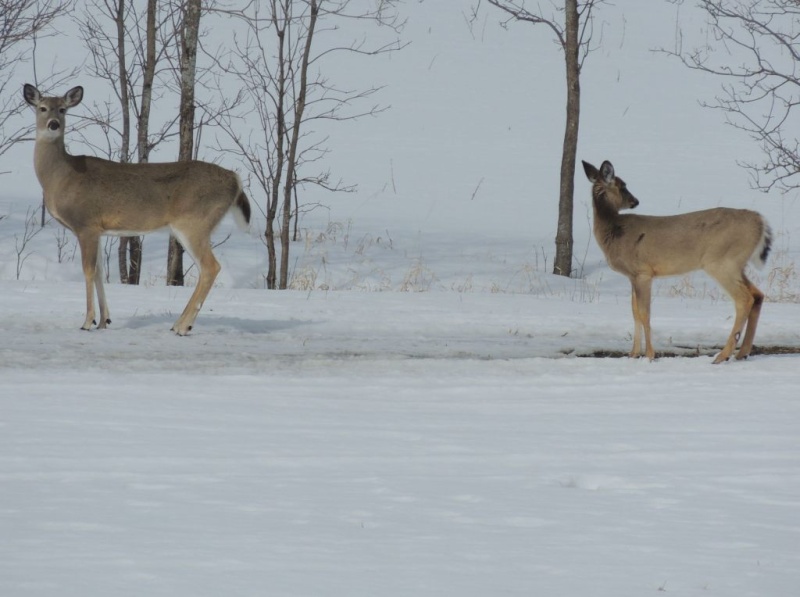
[93,250,111,329]
[629,283,643,358]
[77,234,101,330]
[632,275,655,360]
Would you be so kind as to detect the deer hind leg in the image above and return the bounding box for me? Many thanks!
[735,276,764,361]
[77,233,101,330]
[170,228,221,336]
[710,271,755,364]
[631,275,655,360]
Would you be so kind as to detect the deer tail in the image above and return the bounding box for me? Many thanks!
[751,216,772,269]
[231,174,252,231]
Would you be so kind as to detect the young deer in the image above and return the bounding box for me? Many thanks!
[24,84,251,335]
[582,160,772,364]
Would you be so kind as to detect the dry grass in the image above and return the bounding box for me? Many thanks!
[285,220,800,304]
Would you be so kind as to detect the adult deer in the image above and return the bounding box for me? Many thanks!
[582,160,771,364]
[24,84,251,335]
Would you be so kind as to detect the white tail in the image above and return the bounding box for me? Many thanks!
[583,160,772,363]
[24,84,252,335]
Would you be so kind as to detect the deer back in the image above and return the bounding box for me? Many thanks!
[35,146,241,235]
[597,208,767,278]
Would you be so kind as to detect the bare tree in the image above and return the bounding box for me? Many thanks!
[114,0,162,285]
[76,0,179,284]
[664,0,800,193]
[120,0,158,285]
[166,0,202,286]
[471,0,604,277]
[137,0,158,165]
[0,0,72,166]
[216,0,405,289]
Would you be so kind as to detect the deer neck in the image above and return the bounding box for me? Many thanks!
[33,134,73,192]
[591,187,625,252]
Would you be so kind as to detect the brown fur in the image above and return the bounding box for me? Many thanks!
[582,160,771,363]
[24,84,252,335]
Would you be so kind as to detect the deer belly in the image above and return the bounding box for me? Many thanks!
[104,227,168,237]
[101,212,170,236]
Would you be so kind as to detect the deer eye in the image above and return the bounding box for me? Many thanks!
[59,107,66,114]
[39,106,47,112]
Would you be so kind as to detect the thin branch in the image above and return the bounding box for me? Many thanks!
[661,0,800,192]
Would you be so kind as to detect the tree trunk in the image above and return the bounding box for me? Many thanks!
[169,0,201,286]
[120,0,156,287]
[130,0,157,286]
[553,0,579,277]
[266,5,288,290]
[138,0,157,164]
[293,185,299,242]
[265,211,277,289]
[112,0,137,285]
[115,0,130,165]
[119,237,142,285]
[280,0,318,289]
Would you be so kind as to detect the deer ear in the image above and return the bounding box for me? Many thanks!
[582,160,599,182]
[599,160,615,182]
[64,86,84,108]
[23,84,40,106]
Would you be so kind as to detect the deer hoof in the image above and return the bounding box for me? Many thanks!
[171,325,191,336]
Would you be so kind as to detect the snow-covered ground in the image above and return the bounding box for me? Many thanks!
[2,1,800,596]
[2,283,800,596]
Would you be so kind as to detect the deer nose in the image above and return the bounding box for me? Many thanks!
[47,120,60,131]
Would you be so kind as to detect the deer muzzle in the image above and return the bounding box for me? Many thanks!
[47,120,60,131]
